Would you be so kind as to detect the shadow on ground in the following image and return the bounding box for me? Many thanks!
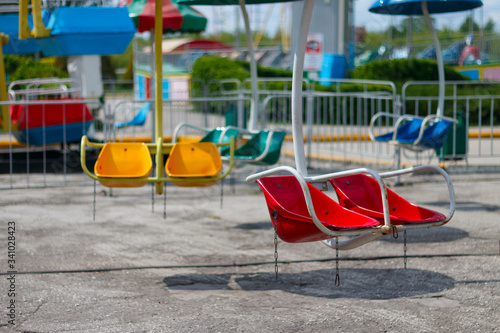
[234,221,273,230]
[378,226,469,244]
[163,268,455,300]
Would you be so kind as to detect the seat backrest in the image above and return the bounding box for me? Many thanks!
[232,130,286,164]
[200,128,239,144]
[330,174,447,223]
[330,174,383,212]
[165,142,222,178]
[419,119,453,149]
[258,175,380,229]
[115,103,150,128]
[396,118,424,140]
[95,142,153,178]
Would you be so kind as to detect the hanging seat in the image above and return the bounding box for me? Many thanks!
[222,130,286,166]
[115,103,150,128]
[94,142,153,188]
[165,142,223,187]
[81,135,235,192]
[247,165,455,250]
[10,98,94,145]
[329,174,446,225]
[200,127,240,144]
[256,175,380,243]
[370,113,454,151]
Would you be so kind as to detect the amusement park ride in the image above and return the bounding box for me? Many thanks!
[0,0,479,281]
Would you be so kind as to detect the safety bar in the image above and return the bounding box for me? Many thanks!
[172,123,241,144]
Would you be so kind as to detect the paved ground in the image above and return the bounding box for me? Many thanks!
[0,170,499,332]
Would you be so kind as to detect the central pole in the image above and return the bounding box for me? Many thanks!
[155,0,164,194]
[422,1,444,118]
[239,0,259,131]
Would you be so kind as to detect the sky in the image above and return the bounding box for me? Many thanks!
[193,0,500,37]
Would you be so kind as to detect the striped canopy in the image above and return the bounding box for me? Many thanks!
[127,0,207,33]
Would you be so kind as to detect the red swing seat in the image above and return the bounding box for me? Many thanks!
[329,174,446,225]
[257,176,380,243]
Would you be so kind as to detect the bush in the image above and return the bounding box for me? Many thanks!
[191,56,250,95]
[350,59,469,90]
[191,55,297,95]
[5,55,68,83]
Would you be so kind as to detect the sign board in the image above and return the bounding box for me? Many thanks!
[304,33,324,72]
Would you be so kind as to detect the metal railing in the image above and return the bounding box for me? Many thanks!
[402,80,500,162]
[0,98,104,189]
[3,78,500,190]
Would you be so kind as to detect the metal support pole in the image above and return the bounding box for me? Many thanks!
[154,0,164,195]
[239,0,259,131]
[422,1,444,118]
[291,0,315,177]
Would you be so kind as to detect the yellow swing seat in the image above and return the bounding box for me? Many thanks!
[94,142,153,188]
[165,142,222,187]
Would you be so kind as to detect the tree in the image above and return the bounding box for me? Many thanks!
[459,16,480,34]
[484,18,495,33]
[400,16,433,35]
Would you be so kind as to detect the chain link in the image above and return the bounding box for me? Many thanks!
[404,230,407,269]
[272,210,279,280]
[151,183,154,213]
[392,225,399,239]
[93,179,96,221]
[163,182,167,220]
[220,178,224,209]
[335,237,340,287]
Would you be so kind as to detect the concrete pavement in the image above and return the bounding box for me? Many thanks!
[0,171,499,332]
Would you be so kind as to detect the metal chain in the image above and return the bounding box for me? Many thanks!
[272,210,279,280]
[220,178,224,209]
[151,183,154,213]
[335,237,340,287]
[163,182,167,220]
[93,179,96,221]
[404,230,407,269]
[392,226,399,239]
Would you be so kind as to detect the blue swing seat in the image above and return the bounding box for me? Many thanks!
[397,119,453,150]
[371,113,454,150]
[373,118,423,142]
[115,103,150,129]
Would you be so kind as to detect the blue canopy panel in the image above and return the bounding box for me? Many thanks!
[369,0,483,16]
[36,7,136,56]
[0,14,41,55]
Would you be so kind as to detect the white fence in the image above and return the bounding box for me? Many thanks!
[1,78,500,189]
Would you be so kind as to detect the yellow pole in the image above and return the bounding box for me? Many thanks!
[19,0,51,39]
[19,0,33,39]
[0,33,11,132]
[32,0,51,38]
[154,0,164,194]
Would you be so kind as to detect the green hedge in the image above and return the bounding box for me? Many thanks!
[5,56,68,83]
[350,59,469,83]
[190,56,499,125]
